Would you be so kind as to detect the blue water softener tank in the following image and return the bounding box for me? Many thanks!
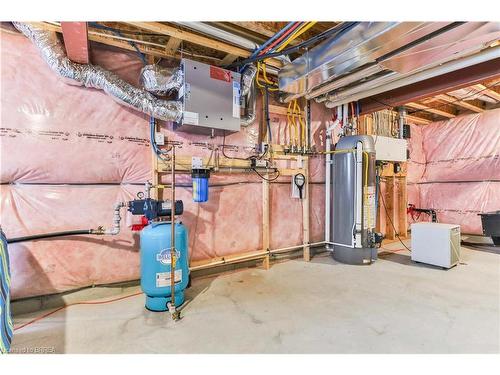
[192,168,210,202]
[140,221,189,311]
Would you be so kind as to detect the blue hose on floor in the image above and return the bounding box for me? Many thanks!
[0,228,13,354]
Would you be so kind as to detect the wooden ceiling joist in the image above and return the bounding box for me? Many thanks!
[28,22,227,65]
[405,114,432,125]
[472,84,500,102]
[124,22,282,68]
[165,36,182,54]
[435,94,484,113]
[406,102,456,119]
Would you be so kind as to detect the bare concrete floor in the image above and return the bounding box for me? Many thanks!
[11,243,500,353]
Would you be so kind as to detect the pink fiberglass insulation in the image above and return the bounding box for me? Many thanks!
[2,184,142,299]
[419,181,500,234]
[420,109,500,183]
[1,31,330,299]
[406,109,500,234]
[407,123,426,184]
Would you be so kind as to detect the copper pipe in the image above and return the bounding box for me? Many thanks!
[170,145,176,310]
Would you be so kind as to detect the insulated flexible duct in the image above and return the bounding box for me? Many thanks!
[240,65,257,126]
[13,22,183,122]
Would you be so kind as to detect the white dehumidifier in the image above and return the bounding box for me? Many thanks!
[411,223,461,269]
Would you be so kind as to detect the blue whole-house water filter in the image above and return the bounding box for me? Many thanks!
[192,169,210,202]
[140,221,189,312]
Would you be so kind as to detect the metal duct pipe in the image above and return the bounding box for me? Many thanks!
[307,64,384,102]
[13,22,182,122]
[323,46,500,108]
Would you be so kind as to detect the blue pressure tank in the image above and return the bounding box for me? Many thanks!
[140,221,189,312]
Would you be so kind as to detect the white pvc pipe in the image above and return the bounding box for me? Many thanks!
[354,142,363,248]
[325,118,340,247]
[174,22,258,51]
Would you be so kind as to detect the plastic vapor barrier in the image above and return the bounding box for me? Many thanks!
[1,30,326,299]
[406,108,500,234]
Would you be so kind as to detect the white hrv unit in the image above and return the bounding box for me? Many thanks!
[370,136,407,162]
[411,223,461,269]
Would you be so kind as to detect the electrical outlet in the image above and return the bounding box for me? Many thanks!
[250,158,269,168]
[191,156,203,169]
[154,132,165,146]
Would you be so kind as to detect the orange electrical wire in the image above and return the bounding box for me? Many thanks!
[13,291,143,332]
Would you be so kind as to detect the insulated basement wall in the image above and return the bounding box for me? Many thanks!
[0,31,328,299]
[406,108,500,233]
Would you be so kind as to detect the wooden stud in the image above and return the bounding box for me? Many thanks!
[262,173,270,270]
[397,176,408,239]
[384,176,396,240]
[268,104,288,116]
[302,156,311,261]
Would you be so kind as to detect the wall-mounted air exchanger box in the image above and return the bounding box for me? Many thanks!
[175,58,241,135]
[369,136,407,162]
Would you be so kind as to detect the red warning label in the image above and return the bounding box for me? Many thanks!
[210,66,232,83]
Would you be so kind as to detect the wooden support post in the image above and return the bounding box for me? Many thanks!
[385,176,396,240]
[262,174,270,270]
[302,156,311,261]
[397,176,408,239]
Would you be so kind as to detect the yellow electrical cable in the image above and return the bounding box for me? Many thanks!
[261,62,274,85]
[255,61,278,91]
[275,21,317,52]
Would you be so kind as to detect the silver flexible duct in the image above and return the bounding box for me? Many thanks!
[13,22,182,122]
[140,65,183,95]
[241,78,257,126]
[240,65,257,126]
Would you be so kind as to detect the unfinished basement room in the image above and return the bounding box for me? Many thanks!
[1,2,500,370]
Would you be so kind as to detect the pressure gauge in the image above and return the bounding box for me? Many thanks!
[294,173,306,199]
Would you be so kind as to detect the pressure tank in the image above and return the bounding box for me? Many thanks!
[330,135,378,264]
[140,221,189,311]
